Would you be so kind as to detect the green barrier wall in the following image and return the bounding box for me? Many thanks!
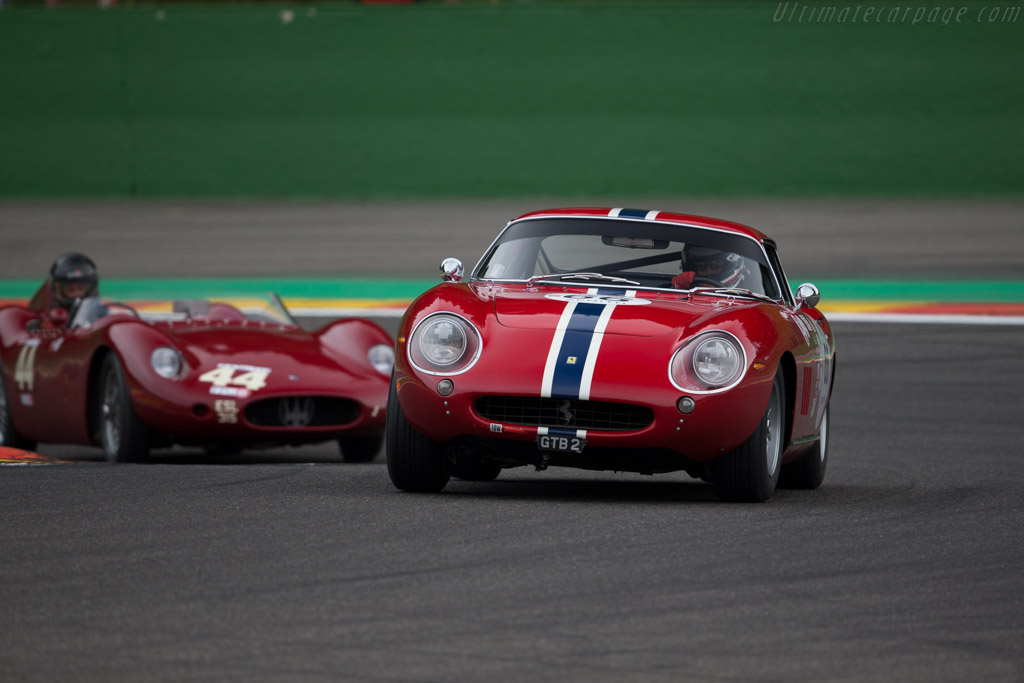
[1,1,1022,198]
[4,278,1024,303]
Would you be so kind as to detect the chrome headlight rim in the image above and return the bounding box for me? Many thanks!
[150,346,186,381]
[407,312,482,376]
[368,343,395,376]
[668,331,748,394]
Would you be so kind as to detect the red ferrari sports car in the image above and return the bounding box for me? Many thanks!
[387,208,835,502]
[0,284,394,462]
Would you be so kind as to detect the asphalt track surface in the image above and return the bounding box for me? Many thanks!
[2,200,1024,681]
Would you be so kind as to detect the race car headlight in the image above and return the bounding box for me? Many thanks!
[692,337,743,387]
[368,344,395,376]
[669,332,747,392]
[408,313,482,375]
[151,347,185,380]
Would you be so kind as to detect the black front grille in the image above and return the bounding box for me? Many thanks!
[475,396,653,432]
[244,397,361,428]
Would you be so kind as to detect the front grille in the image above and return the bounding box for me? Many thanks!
[244,396,361,428]
[475,396,653,432]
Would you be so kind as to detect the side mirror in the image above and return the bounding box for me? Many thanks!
[440,258,464,283]
[794,283,821,309]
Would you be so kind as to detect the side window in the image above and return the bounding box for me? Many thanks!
[763,244,794,305]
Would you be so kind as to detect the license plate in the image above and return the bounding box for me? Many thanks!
[537,434,586,454]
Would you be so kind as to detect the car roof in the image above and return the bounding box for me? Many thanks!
[511,208,769,244]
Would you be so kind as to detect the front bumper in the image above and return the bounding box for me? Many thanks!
[395,369,773,469]
[130,384,389,445]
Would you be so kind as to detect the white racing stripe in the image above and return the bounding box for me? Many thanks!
[577,293,636,400]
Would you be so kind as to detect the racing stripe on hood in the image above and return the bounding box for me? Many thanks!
[541,288,637,399]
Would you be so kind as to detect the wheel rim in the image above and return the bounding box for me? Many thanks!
[102,368,121,454]
[765,383,782,476]
[818,409,828,463]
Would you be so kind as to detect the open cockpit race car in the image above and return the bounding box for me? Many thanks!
[0,280,393,462]
[386,208,835,502]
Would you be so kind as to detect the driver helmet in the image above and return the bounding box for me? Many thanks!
[682,245,746,287]
[50,252,99,309]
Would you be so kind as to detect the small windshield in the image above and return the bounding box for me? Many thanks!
[474,217,781,298]
[68,297,109,330]
[133,294,296,326]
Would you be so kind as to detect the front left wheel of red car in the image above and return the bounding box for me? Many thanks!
[99,354,151,463]
[385,375,450,493]
[712,372,785,503]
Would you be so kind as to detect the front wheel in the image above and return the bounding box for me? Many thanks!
[779,403,829,490]
[0,369,36,451]
[99,354,150,463]
[338,435,383,463]
[712,372,785,503]
[385,375,450,492]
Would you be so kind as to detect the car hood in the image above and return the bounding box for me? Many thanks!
[491,288,748,337]
[160,324,368,384]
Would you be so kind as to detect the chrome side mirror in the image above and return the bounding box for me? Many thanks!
[440,257,464,283]
[795,282,821,309]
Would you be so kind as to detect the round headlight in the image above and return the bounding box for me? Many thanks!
[368,344,395,376]
[408,313,482,375]
[692,337,743,387]
[418,317,467,366]
[151,347,184,380]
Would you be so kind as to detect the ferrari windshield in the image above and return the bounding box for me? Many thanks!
[474,217,781,298]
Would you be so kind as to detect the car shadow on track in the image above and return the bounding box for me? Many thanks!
[445,474,721,504]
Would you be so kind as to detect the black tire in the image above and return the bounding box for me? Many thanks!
[712,372,785,503]
[338,434,383,463]
[385,374,450,492]
[779,403,829,490]
[99,354,150,463]
[451,456,501,482]
[0,369,37,451]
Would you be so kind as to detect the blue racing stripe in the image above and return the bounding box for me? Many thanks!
[617,208,650,219]
[549,302,604,398]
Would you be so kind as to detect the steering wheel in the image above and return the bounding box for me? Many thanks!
[692,276,724,287]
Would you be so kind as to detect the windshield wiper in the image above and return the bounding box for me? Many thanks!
[688,287,777,303]
[528,272,641,286]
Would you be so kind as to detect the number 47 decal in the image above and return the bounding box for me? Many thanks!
[198,364,271,391]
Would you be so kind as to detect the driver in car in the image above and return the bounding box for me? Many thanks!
[31,252,100,328]
[671,245,748,290]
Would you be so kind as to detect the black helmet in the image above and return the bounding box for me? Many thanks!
[50,252,99,308]
[682,245,746,287]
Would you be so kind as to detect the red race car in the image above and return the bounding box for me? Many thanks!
[387,208,835,502]
[0,279,393,462]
